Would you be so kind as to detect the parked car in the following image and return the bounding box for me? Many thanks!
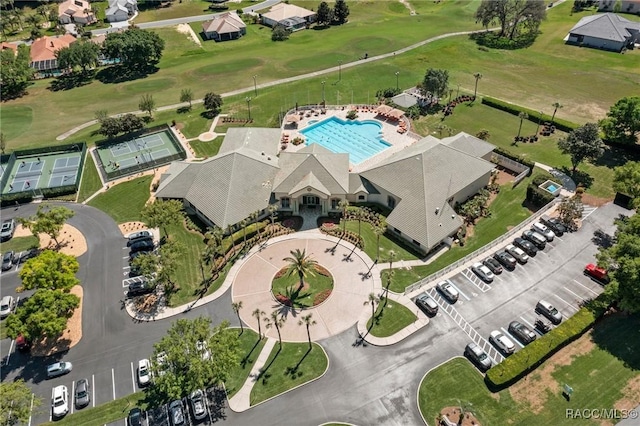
[471,262,494,283]
[483,257,503,275]
[129,239,155,254]
[156,351,168,376]
[51,385,69,418]
[522,230,547,250]
[127,230,154,245]
[584,263,609,283]
[47,361,73,378]
[493,250,517,270]
[532,222,555,241]
[489,330,515,355]
[535,318,552,334]
[508,321,537,345]
[536,299,563,325]
[436,280,459,303]
[415,293,439,316]
[2,251,15,271]
[128,407,143,426]
[75,378,90,408]
[505,244,529,264]
[17,248,41,263]
[138,359,152,387]
[0,219,16,241]
[0,295,15,318]
[16,334,31,351]
[128,280,154,297]
[464,342,492,372]
[196,340,211,361]
[541,215,566,236]
[514,237,538,257]
[189,389,208,421]
[169,399,186,426]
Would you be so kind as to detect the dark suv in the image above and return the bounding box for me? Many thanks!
[415,293,438,316]
[541,215,566,236]
[493,250,517,270]
[129,239,155,255]
[508,321,537,345]
[514,237,538,257]
[483,257,503,275]
[127,280,154,297]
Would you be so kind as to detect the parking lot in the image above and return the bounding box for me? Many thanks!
[410,205,608,369]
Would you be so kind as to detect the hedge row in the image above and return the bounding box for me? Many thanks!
[0,186,77,207]
[485,294,611,389]
[222,220,269,253]
[481,96,580,133]
[493,146,535,172]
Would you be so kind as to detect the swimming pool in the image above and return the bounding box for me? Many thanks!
[300,117,391,164]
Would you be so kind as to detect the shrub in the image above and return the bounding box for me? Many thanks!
[346,110,358,120]
[492,147,535,172]
[531,170,555,186]
[275,293,292,306]
[485,293,612,389]
[526,184,555,207]
[313,289,332,305]
[481,97,579,133]
[315,265,331,277]
[274,267,288,279]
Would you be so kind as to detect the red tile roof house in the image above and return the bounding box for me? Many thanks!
[0,42,19,56]
[29,34,77,76]
[202,12,246,41]
[58,0,96,25]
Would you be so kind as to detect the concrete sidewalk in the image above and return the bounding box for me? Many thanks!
[228,337,277,412]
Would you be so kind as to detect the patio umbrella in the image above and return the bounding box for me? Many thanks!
[286,114,300,123]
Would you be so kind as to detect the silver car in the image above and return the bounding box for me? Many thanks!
[74,378,90,408]
[47,361,73,378]
[505,244,529,264]
[490,330,515,355]
[189,389,208,421]
[0,295,15,318]
[436,280,459,303]
[532,222,555,241]
[471,262,494,283]
[0,219,16,241]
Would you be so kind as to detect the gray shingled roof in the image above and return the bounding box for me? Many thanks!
[568,13,640,42]
[349,174,379,194]
[218,128,282,157]
[441,132,495,158]
[360,135,495,251]
[391,92,418,108]
[155,162,200,198]
[273,151,349,195]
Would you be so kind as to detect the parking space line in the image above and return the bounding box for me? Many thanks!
[553,294,579,313]
[28,393,34,426]
[461,269,491,293]
[131,362,136,393]
[92,375,95,408]
[122,256,130,260]
[5,339,15,365]
[555,235,564,242]
[71,380,75,414]
[111,368,116,400]
[519,316,536,330]
[572,279,600,296]
[563,286,585,302]
[501,327,524,349]
[49,388,54,422]
[448,281,471,301]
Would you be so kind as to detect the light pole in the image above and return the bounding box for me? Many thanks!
[246,97,252,121]
[338,60,342,82]
[253,75,257,97]
[395,71,399,90]
[321,80,326,104]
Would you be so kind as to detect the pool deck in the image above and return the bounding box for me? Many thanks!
[281,107,421,173]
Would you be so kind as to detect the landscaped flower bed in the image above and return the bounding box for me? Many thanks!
[271,265,334,309]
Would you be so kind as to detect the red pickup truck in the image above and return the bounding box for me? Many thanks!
[584,263,609,283]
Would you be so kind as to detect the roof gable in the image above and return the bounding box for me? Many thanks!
[263,3,316,21]
[569,12,640,41]
[202,12,246,34]
[30,35,76,62]
[273,152,349,195]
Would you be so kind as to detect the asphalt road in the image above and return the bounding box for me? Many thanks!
[1,202,627,425]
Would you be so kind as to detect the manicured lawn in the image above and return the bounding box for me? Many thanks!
[190,136,224,158]
[0,319,8,339]
[271,267,334,308]
[77,157,103,203]
[344,220,420,262]
[366,298,417,338]
[1,105,33,142]
[42,391,147,426]
[383,176,533,292]
[418,314,640,426]
[250,342,328,406]
[0,236,39,254]
[87,175,152,223]
[224,329,267,399]
[133,0,252,23]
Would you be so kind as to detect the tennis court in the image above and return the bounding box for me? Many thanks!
[94,127,186,181]
[1,150,83,194]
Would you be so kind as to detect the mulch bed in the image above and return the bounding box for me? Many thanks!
[439,406,481,426]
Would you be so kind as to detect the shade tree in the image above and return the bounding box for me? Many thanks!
[612,161,640,208]
[558,122,605,173]
[19,250,79,292]
[601,96,640,145]
[20,204,75,248]
[0,380,41,426]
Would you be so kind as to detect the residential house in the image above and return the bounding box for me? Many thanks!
[156,127,495,254]
[58,0,96,25]
[261,3,316,31]
[106,0,138,22]
[0,42,19,56]
[598,0,640,14]
[566,12,640,51]
[29,34,77,73]
[202,12,246,41]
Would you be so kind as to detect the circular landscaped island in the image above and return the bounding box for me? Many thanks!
[271,264,334,309]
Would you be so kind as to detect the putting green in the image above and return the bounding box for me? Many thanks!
[2,105,33,142]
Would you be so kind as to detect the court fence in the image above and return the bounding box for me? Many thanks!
[96,125,187,181]
[0,142,87,206]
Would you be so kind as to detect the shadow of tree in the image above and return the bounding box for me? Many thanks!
[284,346,312,379]
[95,64,159,84]
[560,166,594,189]
[239,337,263,369]
[48,71,95,92]
[257,345,281,384]
[591,313,640,371]
[594,146,640,169]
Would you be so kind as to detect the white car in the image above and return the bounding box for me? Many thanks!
[51,385,69,418]
[532,222,555,242]
[471,262,494,283]
[490,330,516,355]
[0,295,15,318]
[138,359,151,386]
[156,351,168,376]
[196,340,211,361]
[436,280,459,303]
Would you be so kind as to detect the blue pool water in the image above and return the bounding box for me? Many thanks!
[300,116,391,164]
[547,184,558,192]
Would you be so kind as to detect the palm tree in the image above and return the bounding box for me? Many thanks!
[355,207,364,239]
[267,204,278,228]
[387,249,396,269]
[24,14,41,31]
[240,219,248,248]
[266,310,286,347]
[252,308,265,338]
[283,249,318,291]
[226,224,235,255]
[516,112,528,139]
[249,210,259,240]
[338,199,350,232]
[551,102,563,124]
[373,219,386,263]
[364,292,380,327]
[473,72,482,99]
[298,313,316,349]
[232,301,244,334]
[385,269,395,294]
[436,123,452,138]
[205,226,224,247]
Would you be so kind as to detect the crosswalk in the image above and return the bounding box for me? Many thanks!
[581,205,598,219]
[460,269,492,293]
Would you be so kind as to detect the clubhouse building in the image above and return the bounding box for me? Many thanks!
[156,127,496,255]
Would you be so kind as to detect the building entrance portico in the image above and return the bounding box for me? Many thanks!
[302,194,320,206]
